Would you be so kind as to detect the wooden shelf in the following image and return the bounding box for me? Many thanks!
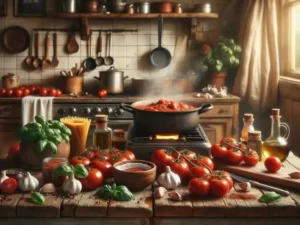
[55,13,218,19]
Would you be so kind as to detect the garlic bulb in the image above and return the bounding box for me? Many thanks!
[204,93,213,99]
[157,166,181,190]
[0,171,9,188]
[62,173,82,195]
[210,85,218,95]
[18,172,39,192]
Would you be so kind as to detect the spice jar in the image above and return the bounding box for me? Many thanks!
[247,131,262,160]
[241,113,255,145]
[127,4,135,14]
[42,157,68,186]
[174,3,182,13]
[112,129,126,150]
[2,73,20,89]
[85,0,99,13]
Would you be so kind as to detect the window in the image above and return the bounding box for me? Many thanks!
[292,4,300,72]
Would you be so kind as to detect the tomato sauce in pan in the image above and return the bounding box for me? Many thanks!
[135,99,196,112]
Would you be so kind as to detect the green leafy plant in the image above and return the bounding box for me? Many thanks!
[97,183,134,201]
[199,37,241,73]
[16,115,72,154]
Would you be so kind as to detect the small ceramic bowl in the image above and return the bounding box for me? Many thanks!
[112,160,156,192]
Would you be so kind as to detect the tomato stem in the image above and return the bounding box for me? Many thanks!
[223,141,251,155]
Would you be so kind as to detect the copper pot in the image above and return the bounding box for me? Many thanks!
[61,75,83,94]
[2,73,20,89]
[159,2,173,13]
[85,0,99,13]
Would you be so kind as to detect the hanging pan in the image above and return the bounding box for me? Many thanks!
[1,26,30,54]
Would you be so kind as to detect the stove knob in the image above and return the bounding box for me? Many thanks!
[102,107,112,115]
[57,108,66,116]
[92,107,101,115]
[81,107,91,116]
[114,108,124,117]
[67,107,77,116]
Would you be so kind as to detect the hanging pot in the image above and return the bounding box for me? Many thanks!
[94,66,129,94]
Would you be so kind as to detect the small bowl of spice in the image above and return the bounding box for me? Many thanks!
[112,160,156,192]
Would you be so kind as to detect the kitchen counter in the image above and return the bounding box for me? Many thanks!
[0,152,300,225]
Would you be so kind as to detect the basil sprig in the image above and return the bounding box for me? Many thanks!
[74,164,88,178]
[53,164,88,178]
[97,183,134,201]
[259,192,282,203]
[30,192,46,205]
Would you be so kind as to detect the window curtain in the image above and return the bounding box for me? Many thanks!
[233,0,281,112]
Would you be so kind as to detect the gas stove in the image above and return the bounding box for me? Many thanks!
[126,122,211,160]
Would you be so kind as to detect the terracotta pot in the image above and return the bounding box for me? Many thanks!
[209,72,227,88]
[85,0,99,13]
[20,141,70,171]
[61,75,83,94]
[159,2,173,13]
[112,160,156,192]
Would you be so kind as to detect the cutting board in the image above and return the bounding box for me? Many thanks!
[216,162,300,190]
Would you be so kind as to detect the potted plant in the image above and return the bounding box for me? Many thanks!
[16,115,71,170]
[199,37,241,88]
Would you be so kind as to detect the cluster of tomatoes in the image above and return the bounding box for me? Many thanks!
[211,137,260,167]
[0,85,62,98]
[69,147,135,190]
[97,90,107,98]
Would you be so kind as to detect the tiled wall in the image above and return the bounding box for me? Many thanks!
[0,0,228,92]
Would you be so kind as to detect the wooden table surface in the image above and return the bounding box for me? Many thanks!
[1,153,300,225]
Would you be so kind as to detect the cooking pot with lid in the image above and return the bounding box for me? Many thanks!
[2,73,20,89]
[94,66,128,94]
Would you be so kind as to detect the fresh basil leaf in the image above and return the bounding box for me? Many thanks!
[259,192,282,203]
[74,164,88,178]
[97,185,113,200]
[113,188,134,201]
[30,192,45,205]
[53,164,73,177]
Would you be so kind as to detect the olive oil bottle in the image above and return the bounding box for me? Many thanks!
[93,115,112,150]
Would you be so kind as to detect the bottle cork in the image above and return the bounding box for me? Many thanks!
[244,113,254,122]
[113,129,125,138]
[95,114,108,122]
[248,131,262,140]
[272,108,280,116]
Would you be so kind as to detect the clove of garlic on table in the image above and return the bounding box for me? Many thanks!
[154,187,168,198]
[204,93,213,99]
[168,191,182,201]
[236,182,251,192]
[289,172,300,179]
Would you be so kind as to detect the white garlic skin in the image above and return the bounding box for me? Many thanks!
[157,166,181,190]
[18,172,39,192]
[62,173,82,195]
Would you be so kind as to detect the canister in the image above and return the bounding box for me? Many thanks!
[2,73,20,89]
[62,0,77,13]
[136,2,151,14]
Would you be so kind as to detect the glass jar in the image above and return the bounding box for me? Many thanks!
[42,157,68,185]
[93,115,112,150]
[175,3,183,14]
[247,131,262,160]
[241,113,255,145]
[261,109,290,162]
[112,129,126,150]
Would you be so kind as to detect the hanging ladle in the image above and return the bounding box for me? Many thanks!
[104,32,114,66]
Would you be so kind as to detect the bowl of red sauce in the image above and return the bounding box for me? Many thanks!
[112,160,156,192]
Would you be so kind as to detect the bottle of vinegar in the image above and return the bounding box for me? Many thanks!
[241,113,255,145]
[93,115,112,150]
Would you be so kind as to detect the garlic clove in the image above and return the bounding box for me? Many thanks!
[168,191,182,201]
[236,182,251,192]
[289,172,300,179]
[40,183,56,194]
[154,187,168,198]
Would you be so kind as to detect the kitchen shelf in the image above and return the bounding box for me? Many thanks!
[55,12,218,19]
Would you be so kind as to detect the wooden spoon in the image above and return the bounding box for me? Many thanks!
[42,34,52,70]
[52,33,59,68]
[32,33,42,69]
[66,30,79,54]
[24,32,34,69]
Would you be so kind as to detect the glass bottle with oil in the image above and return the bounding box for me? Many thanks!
[261,109,290,162]
[93,115,112,150]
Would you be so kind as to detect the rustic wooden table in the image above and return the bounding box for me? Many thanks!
[1,153,300,225]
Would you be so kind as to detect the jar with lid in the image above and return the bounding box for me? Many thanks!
[241,113,255,145]
[174,3,183,14]
[112,129,126,150]
[93,115,112,150]
[42,157,68,186]
[247,131,262,160]
[2,73,20,89]
[127,4,135,14]
[62,0,77,13]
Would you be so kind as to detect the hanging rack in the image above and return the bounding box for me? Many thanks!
[33,28,138,33]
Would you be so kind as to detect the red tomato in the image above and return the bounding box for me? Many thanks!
[79,168,103,190]
[210,178,230,197]
[22,88,30,97]
[19,86,26,90]
[48,88,57,97]
[243,149,259,167]
[225,149,243,165]
[209,170,233,190]
[70,156,91,167]
[91,158,113,178]
[1,178,18,194]
[94,151,109,161]
[151,149,174,174]
[168,159,190,181]
[35,85,41,93]
[14,89,23,97]
[0,88,7,96]
[28,86,36,94]
[6,142,20,162]
[191,155,214,171]
[81,150,96,161]
[102,90,107,95]
[98,90,107,98]
[210,144,227,160]
[190,166,210,179]
[264,156,281,173]
[102,148,120,160]
[220,137,238,149]
[39,88,48,96]
[172,149,196,160]
[108,153,128,165]
[188,178,210,196]
[121,149,136,161]
[6,89,14,97]
[56,89,62,97]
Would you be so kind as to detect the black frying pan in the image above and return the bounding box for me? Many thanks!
[1,26,29,53]
[150,17,172,68]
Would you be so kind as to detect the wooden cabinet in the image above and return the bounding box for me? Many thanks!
[196,95,240,144]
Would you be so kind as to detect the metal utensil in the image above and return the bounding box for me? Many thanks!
[66,30,79,54]
[77,67,85,76]
[60,70,67,76]
[32,33,42,69]
[52,33,59,68]
[96,31,104,66]
[83,35,97,71]
[42,34,52,70]
[24,31,34,69]
[229,173,290,196]
[104,32,114,66]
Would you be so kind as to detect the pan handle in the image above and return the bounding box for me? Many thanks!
[158,16,163,48]
[123,76,129,80]
[94,76,100,81]
[198,104,213,115]
[119,103,134,114]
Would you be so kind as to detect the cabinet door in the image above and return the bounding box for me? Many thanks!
[199,118,233,144]
[0,119,21,159]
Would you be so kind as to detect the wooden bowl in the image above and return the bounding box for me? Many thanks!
[112,160,156,192]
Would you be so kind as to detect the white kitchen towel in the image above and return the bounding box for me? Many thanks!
[22,96,54,126]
